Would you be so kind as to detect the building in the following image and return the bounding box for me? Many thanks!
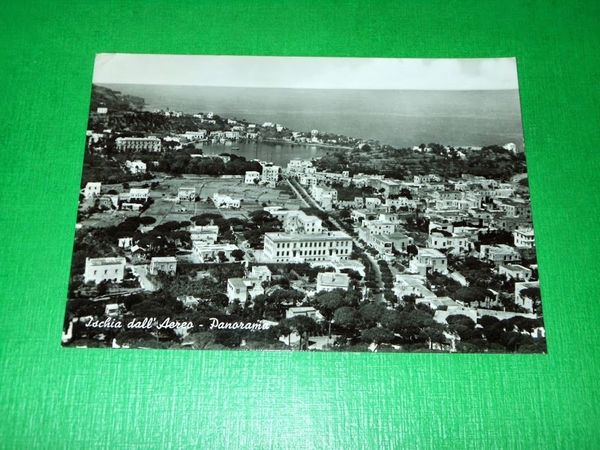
[409,248,448,275]
[193,242,239,262]
[480,244,520,265]
[427,231,472,255]
[310,185,338,210]
[190,225,219,244]
[316,272,350,292]
[128,187,150,202]
[514,281,540,312]
[513,227,535,248]
[245,171,260,184]
[149,256,177,275]
[365,197,382,209]
[125,160,147,174]
[263,231,353,263]
[118,237,133,249]
[285,306,323,321]
[212,193,240,209]
[499,264,533,281]
[115,136,161,152]
[83,182,101,199]
[83,257,126,284]
[250,266,272,283]
[286,159,313,177]
[282,210,322,234]
[261,165,281,185]
[394,274,437,301]
[96,107,108,114]
[183,130,208,140]
[227,277,264,304]
[178,187,196,201]
[367,232,411,256]
[495,198,532,219]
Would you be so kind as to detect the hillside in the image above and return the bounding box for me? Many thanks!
[89,84,145,112]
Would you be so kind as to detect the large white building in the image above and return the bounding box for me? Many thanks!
[263,231,353,263]
[84,257,126,284]
[115,136,161,152]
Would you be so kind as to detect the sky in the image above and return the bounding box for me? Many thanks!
[93,54,519,91]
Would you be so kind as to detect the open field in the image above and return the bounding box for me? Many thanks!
[81,174,303,228]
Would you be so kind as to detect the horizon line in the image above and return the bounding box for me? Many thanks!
[96,82,519,92]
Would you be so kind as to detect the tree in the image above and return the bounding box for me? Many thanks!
[283,316,320,350]
[360,327,395,345]
[217,251,227,263]
[333,306,361,334]
[359,302,387,328]
[231,249,245,261]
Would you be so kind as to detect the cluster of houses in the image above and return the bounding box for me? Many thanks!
[283,158,541,319]
[82,182,150,212]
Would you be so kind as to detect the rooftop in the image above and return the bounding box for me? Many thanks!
[265,231,351,242]
[86,257,126,266]
[151,256,177,263]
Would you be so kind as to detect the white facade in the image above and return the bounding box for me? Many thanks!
[84,257,126,284]
[282,211,322,234]
[116,136,161,152]
[125,160,147,174]
[212,193,241,209]
[245,171,260,184]
[409,248,448,275]
[178,187,196,201]
[149,256,177,275]
[514,227,535,248]
[261,165,281,185]
[190,225,219,244]
[263,231,353,263]
[83,182,101,199]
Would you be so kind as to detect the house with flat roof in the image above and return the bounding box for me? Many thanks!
[285,306,324,321]
[263,231,352,263]
[193,242,239,263]
[83,182,101,199]
[178,187,196,201]
[513,227,535,248]
[190,225,219,244]
[316,272,350,292]
[499,263,532,281]
[409,248,448,275]
[227,277,264,304]
[244,171,260,184]
[84,257,126,284]
[149,256,177,275]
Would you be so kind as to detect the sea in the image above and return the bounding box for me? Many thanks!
[103,84,525,163]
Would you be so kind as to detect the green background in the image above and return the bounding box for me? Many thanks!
[1,0,599,448]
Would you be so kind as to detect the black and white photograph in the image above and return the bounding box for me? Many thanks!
[62,54,545,353]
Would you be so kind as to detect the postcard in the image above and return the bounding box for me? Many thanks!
[62,54,545,352]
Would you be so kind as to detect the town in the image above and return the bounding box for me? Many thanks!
[62,85,545,353]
